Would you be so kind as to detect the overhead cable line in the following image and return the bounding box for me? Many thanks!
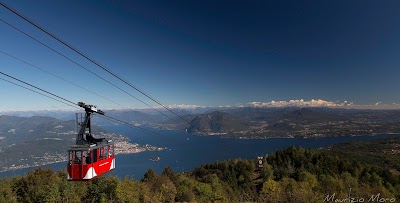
[0,50,167,124]
[0,2,191,125]
[0,71,76,106]
[0,77,80,110]
[0,70,182,143]
[0,50,124,107]
[0,50,181,135]
[99,114,182,143]
[0,18,179,123]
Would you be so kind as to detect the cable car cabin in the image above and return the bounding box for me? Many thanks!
[67,142,115,181]
[68,102,116,181]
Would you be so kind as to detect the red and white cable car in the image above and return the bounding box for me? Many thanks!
[67,102,115,181]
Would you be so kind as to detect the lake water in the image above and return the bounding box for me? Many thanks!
[1,125,398,180]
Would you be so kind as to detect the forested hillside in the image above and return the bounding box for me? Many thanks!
[1,143,399,202]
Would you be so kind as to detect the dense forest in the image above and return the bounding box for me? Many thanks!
[1,145,399,202]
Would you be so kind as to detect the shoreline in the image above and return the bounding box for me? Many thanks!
[194,132,400,140]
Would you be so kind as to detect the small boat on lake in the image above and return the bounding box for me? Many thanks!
[150,157,160,162]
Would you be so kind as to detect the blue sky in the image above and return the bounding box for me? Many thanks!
[1,0,400,111]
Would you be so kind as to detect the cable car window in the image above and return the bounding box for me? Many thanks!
[86,151,91,164]
[93,148,98,163]
[74,151,82,164]
[68,151,73,164]
[105,146,109,158]
[99,147,104,160]
[83,151,89,165]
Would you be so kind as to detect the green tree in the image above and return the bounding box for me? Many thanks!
[193,182,214,202]
[259,179,283,203]
[161,166,179,187]
[0,178,17,203]
[116,177,142,203]
[12,168,62,203]
[142,168,157,182]
[158,176,177,202]
[262,163,274,181]
[84,176,118,202]
[175,174,196,202]
[57,171,87,203]
[141,169,177,202]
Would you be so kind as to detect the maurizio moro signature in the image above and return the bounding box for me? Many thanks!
[324,193,396,202]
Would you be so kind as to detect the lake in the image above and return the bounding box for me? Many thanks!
[1,125,398,180]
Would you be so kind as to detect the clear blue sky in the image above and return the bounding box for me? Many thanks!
[1,0,400,111]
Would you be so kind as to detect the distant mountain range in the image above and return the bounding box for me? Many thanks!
[183,107,400,138]
[2,107,400,139]
[0,115,74,146]
[183,108,348,137]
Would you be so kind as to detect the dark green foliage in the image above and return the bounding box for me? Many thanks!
[326,136,400,171]
[161,166,177,184]
[84,176,118,202]
[192,159,257,201]
[12,168,62,202]
[141,168,157,182]
[0,177,17,203]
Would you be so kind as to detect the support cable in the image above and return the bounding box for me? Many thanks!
[0,77,80,110]
[0,2,191,125]
[99,115,182,143]
[0,71,76,105]
[0,50,124,107]
[0,70,183,143]
[0,18,180,123]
